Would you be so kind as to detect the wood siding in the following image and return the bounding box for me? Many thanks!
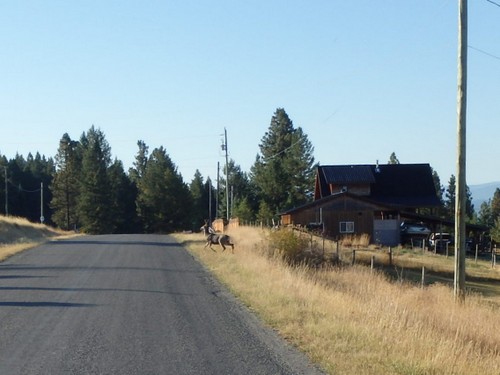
[284,195,390,241]
[330,183,371,196]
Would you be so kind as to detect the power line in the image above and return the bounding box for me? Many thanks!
[486,0,500,8]
[468,45,500,61]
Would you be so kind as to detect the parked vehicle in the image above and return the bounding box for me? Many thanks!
[400,221,431,236]
[400,221,431,247]
[428,233,453,251]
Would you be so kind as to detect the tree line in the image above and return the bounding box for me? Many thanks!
[0,109,315,234]
[1,108,499,241]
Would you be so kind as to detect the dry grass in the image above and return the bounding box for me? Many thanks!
[0,215,74,261]
[175,226,500,375]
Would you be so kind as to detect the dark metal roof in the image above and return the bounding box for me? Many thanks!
[321,165,376,185]
[316,163,441,208]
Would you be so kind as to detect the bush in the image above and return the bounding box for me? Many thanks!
[265,228,325,266]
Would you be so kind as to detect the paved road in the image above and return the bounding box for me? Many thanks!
[0,234,324,375]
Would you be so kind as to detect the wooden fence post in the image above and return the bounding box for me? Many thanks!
[421,266,425,289]
[388,247,393,266]
[371,255,375,273]
[352,250,356,266]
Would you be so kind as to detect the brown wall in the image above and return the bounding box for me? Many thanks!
[284,196,386,241]
[330,183,371,196]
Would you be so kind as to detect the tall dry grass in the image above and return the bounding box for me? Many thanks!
[0,215,73,261]
[176,226,500,375]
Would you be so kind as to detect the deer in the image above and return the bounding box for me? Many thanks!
[200,221,235,253]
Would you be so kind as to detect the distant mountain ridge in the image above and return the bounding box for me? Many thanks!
[469,181,500,209]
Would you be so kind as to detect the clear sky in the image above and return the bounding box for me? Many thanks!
[1,1,499,186]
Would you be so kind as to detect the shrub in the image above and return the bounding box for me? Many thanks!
[265,228,325,266]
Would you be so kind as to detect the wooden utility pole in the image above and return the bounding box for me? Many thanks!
[454,0,468,302]
[216,162,220,218]
[208,177,212,223]
[223,128,230,221]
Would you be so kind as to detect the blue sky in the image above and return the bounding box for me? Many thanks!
[1,0,499,186]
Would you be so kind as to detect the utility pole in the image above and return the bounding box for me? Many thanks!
[208,177,212,223]
[454,0,468,302]
[4,166,8,216]
[222,128,230,221]
[40,182,44,223]
[216,162,220,218]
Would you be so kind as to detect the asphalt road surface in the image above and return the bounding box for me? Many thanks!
[0,234,324,375]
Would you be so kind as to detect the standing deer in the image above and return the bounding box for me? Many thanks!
[200,221,235,253]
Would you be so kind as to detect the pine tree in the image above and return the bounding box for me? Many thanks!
[218,159,253,220]
[250,108,315,220]
[491,188,500,223]
[108,159,138,233]
[477,200,493,228]
[189,170,209,230]
[388,152,400,164]
[77,127,113,234]
[136,146,192,232]
[129,140,149,184]
[51,133,81,230]
[445,175,456,220]
[444,174,474,221]
[232,196,254,223]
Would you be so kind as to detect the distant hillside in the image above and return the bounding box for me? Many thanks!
[469,181,500,209]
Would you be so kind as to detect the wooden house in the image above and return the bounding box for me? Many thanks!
[280,163,441,246]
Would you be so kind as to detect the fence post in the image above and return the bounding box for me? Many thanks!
[475,244,478,264]
[421,266,425,288]
[371,255,375,273]
[388,247,393,266]
[352,250,356,266]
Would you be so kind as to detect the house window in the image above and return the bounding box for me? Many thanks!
[340,221,354,233]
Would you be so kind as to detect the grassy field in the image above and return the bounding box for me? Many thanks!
[175,226,500,375]
[0,215,72,261]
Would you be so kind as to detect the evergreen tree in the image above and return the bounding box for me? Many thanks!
[444,175,456,220]
[190,170,209,230]
[432,168,444,204]
[232,196,254,223]
[388,152,400,164]
[0,154,7,215]
[136,146,192,232]
[477,200,493,229]
[77,127,113,234]
[256,200,274,226]
[491,188,500,223]
[51,133,81,230]
[466,186,475,220]
[491,218,500,243]
[129,140,149,184]
[250,108,315,218]
[3,153,53,222]
[218,159,253,220]
[444,174,474,221]
[108,159,139,233]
